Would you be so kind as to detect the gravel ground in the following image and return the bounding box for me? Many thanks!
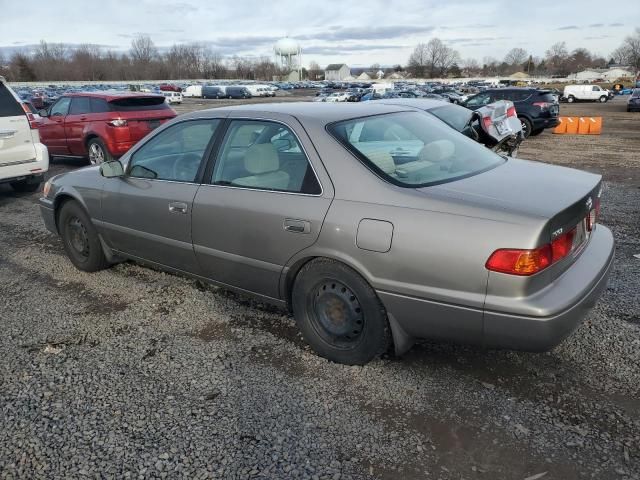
[0,94,638,479]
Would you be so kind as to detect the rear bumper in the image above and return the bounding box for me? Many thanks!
[0,143,49,184]
[105,141,136,157]
[483,226,614,351]
[532,117,560,130]
[378,226,614,353]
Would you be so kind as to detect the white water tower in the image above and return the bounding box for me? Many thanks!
[274,37,302,80]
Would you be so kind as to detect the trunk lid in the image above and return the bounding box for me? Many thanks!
[108,96,176,141]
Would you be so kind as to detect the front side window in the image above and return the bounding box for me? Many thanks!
[50,97,71,116]
[328,112,504,188]
[69,97,91,115]
[212,120,321,194]
[128,119,220,182]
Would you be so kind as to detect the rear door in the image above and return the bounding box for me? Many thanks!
[0,81,36,166]
[100,118,222,273]
[192,115,333,300]
[38,97,71,154]
[65,96,91,155]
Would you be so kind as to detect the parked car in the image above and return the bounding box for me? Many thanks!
[182,85,203,98]
[325,92,350,102]
[202,86,226,99]
[37,92,177,165]
[563,85,610,103]
[162,91,183,104]
[40,103,613,365]
[159,84,182,92]
[377,98,523,157]
[628,89,640,112]
[225,86,252,99]
[462,88,559,138]
[0,76,49,192]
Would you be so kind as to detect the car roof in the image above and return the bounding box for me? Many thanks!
[181,101,417,124]
[62,91,164,100]
[374,98,451,110]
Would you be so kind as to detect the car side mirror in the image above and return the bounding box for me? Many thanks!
[100,161,124,178]
[39,109,48,117]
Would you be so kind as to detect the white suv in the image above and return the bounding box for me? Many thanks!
[162,91,183,104]
[0,76,49,192]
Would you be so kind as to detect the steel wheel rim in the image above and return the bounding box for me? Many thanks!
[89,143,104,165]
[309,280,365,349]
[67,216,90,258]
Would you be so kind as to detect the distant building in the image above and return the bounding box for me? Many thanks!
[357,72,371,81]
[324,64,350,81]
[570,67,635,82]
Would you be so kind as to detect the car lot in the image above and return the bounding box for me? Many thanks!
[0,95,638,479]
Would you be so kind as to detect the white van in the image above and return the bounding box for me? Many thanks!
[182,85,202,98]
[563,85,610,103]
[162,91,183,104]
[0,76,49,192]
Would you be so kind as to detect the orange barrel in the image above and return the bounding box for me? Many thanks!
[553,117,567,134]
[587,117,602,135]
[565,117,579,134]
[578,117,590,134]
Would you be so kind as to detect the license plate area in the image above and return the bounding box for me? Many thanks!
[495,120,510,135]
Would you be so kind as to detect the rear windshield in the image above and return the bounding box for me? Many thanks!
[0,83,24,117]
[427,104,473,132]
[108,97,170,111]
[536,92,556,103]
[328,112,504,188]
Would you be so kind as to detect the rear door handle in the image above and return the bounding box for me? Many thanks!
[283,218,311,234]
[0,130,17,138]
[168,202,188,214]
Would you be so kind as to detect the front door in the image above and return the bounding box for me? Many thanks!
[39,97,72,154]
[100,118,222,273]
[192,117,333,300]
[65,96,91,155]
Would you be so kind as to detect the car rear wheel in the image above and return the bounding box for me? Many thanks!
[87,138,112,166]
[567,96,575,103]
[519,117,533,138]
[58,201,108,272]
[10,179,41,193]
[292,258,391,365]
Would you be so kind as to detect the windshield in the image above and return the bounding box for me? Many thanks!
[328,112,504,187]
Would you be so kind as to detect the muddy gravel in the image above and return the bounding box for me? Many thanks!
[0,94,638,479]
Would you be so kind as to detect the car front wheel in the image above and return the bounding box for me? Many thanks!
[599,96,607,103]
[87,138,112,165]
[58,201,108,272]
[292,258,391,365]
[519,117,533,138]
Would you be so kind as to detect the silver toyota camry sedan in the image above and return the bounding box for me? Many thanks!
[39,103,614,365]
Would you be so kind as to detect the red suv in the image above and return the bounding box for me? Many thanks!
[38,92,177,164]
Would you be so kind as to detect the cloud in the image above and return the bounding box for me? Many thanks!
[304,44,407,55]
[557,25,580,30]
[609,23,624,27]
[585,35,612,40]
[588,23,604,27]
[294,25,436,42]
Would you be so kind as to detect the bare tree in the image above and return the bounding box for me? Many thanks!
[130,35,158,79]
[545,41,569,76]
[407,38,459,78]
[611,28,640,69]
[504,48,528,68]
[307,61,322,80]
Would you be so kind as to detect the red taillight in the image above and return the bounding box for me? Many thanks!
[551,228,576,261]
[506,106,517,117]
[485,245,552,276]
[532,102,550,110]
[108,118,128,127]
[21,104,40,129]
[482,116,492,130]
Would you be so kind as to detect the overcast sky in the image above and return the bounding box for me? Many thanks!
[0,0,636,67]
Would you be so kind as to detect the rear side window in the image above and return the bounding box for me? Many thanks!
[109,97,170,111]
[536,92,556,103]
[69,97,91,115]
[90,98,110,113]
[0,83,24,117]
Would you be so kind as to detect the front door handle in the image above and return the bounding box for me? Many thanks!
[283,218,311,234]
[168,202,188,214]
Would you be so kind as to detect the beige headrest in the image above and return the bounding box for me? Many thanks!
[419,140,455,163]
[244,143,279,174]
[364,149,396,175]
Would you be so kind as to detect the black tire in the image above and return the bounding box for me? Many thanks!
[292,258,391,365]
[567,95,575,103]
[87,137,112,166]
[529,128,544,137]
[519,117,533,138]
[599,96,607,103]
[58,201,108,272]
[10,179,41,193]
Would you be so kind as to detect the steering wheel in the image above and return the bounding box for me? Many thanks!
[172,153,202,182]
